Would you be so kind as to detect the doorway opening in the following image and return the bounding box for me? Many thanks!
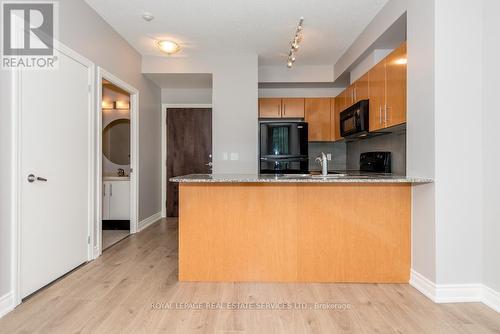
[101,80,131,250]
[96,68,139,256]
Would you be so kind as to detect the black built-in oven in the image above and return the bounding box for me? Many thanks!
[259,122,308,174]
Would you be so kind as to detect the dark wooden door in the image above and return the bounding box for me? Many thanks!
[167,108,212,217]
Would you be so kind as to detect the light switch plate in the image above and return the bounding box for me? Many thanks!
[230,152,239,161]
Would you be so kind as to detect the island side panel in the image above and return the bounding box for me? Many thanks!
[178,182,411,283]
[296,183,411,283]
[179,183,299,281]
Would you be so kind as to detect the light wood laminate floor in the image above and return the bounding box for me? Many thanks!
[1,218,499,334]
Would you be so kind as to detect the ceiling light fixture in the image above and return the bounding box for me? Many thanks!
[286,17,304,68]
[142,12,154,22]
[156,40,181,55]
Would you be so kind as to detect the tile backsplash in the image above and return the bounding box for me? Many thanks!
[346,130,406,175]
[308,142,347,172]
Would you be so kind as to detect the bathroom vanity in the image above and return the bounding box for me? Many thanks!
[102,177,130,220]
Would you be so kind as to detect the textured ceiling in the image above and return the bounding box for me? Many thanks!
[85,0,388,66]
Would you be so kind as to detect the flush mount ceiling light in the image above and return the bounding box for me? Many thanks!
[156,40,181,55]
[142,12,154,22]
[287,17,304,68]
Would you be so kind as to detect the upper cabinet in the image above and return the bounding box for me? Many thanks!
[259,98,282,118]
[282,98,305,118]
[369,42,407,131]
[305,98,331,141]
[369,58,387,131]
[385,42,407,127]
[332,97,342,141]
[355,72,370,103]
[259,98,304,118]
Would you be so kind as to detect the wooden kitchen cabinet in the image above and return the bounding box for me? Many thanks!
[355,72,370,102]
[282,98,305,118]
[331,97,342,141]
[368,58,387,131]
[368,41,407,131]
[258,98,304,118]
[305,98,331,141]
[259,98,282,118]
[385,42,407,127]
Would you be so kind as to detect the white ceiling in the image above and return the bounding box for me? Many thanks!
[85,0,388,66]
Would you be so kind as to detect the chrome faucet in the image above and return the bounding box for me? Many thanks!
[315,152,328,176]
[117,168,125,177]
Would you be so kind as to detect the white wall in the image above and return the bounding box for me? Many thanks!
[259,65,334,83]
[161,88,212,104]
[143,53,258,174]
[482,0,500,293]
[58,0,162,221]
[258,86,343,98]
[0,0,161,302]
[433,0,483,285]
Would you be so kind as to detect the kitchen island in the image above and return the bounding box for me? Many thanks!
[171,174,431,283]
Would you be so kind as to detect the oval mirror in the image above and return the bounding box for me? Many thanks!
[102,118,130,165]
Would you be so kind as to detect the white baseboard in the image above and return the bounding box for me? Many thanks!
[410,269,500,312]
[0,292,15,318]
[138,212,162,232]
[482,284,500,313]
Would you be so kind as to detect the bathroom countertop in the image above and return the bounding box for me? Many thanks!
[103,176,130,181]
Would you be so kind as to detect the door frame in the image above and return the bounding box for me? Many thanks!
[11,42,96,306]
[161,103,212,217]
[95,68,139,257]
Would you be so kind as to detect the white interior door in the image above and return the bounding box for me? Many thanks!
[20,49,92,298]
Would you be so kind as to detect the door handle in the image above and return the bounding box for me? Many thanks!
[27,174,47,183]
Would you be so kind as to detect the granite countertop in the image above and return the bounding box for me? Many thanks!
[170,173,433,184]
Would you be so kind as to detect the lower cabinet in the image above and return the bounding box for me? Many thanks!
[102,180,130,220]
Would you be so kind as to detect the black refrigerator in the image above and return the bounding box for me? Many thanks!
[259,122,308,174]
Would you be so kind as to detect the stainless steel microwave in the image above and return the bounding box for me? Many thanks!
[340,100,369,138]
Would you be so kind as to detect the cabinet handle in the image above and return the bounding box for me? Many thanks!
[354,88,357,102]
[283,103,286,116]
[103,184,106,196]
[379,106,382,125]
[384,105,388,125]
[110,184,113,197]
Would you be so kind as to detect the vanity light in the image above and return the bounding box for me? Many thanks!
[156,40,181,55]
[286,17,304,68]
[102,100,114,109]
[114,100,130,110]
